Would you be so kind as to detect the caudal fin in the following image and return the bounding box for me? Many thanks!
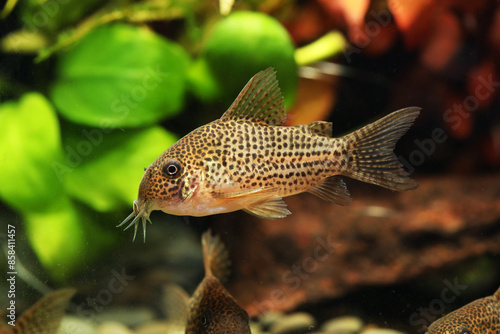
[201,230,231,282]
[344,107,421,191]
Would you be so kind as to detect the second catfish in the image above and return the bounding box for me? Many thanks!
[120,68,420,240]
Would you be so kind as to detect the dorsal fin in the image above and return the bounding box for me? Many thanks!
[201,230,231,282]
[219,67,287,125]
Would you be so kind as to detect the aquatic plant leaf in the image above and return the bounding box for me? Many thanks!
[191,11,297,109]
[0,93,65,213]
[20,0,103,33]
[187,58,223,102]
[23,197,116,282]
[51,23,190,127]
[58,125,177,212]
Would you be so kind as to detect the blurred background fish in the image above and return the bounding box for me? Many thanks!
[425,286,500,334]
[0,288,75,334]
[163,230,251,333]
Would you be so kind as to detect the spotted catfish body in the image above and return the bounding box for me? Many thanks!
[425,286,500,334]
[119,67,420,240]
[0,288,75,334]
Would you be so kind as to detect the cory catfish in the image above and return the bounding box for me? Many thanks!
[119,68,420,241]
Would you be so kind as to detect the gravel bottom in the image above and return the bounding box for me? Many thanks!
[58,310,406,334]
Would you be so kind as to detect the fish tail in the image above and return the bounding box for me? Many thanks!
[201,230,231,282]
[342,107,421,191]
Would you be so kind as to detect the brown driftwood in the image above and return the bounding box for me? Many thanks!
[214,175,500,317]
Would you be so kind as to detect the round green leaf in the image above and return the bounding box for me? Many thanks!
[24,197,116,282]
[51,24,190,127]
[58,125,177,212]
[193,11,297,108]
[0,93,64,213]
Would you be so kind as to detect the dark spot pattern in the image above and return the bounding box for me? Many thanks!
[425,289,500,334]
[137,118,346,207]
[130,67,419,223]
[186,277,251,334]
[185,231,250,334]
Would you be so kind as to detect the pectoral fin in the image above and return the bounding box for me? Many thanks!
[17,288,76,333]
[308,176,352,205]
[212,187,291,218]
[163,283,190,325]
[212,186,278,199]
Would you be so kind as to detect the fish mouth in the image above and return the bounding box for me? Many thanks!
[116,200,152,242]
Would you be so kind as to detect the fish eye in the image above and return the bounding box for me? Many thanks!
[162,159,182,178]
[200,314,208,327]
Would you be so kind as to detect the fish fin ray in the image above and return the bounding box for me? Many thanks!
[163,283,190,325]
[308,177,351,205]
[244,197,291,219]
[211,186,278,199]
[219,67,287,125]
[201,230,231,282]
[344,107,420,191]
[16,288,76,333]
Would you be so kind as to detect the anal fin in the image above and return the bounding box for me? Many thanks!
[243,197,291,219]
[308,176,352,205]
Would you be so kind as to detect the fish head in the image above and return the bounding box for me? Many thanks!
[186,277,251,334]
[118,140,205,242]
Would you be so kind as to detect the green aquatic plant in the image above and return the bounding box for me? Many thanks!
[188,11,298,109]
[0,92,178,281]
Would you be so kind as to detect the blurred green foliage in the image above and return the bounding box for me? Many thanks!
[0,0,298,282]
[60,125,178,212]
[189,11,297,108]
[0,93,63,213]
[51,23,190,127]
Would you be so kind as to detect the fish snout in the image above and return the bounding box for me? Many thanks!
[117,198,153,242]
[138,166,155,201]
